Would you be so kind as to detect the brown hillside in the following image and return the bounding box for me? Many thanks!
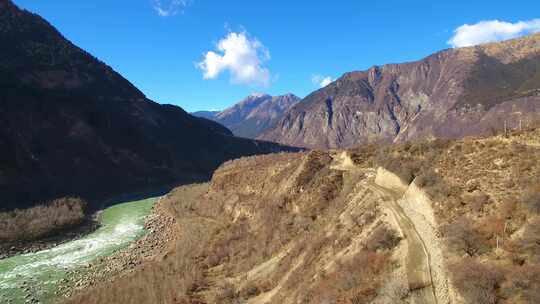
[66,127,540,304]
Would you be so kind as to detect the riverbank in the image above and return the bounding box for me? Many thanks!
[0,215,100,260]
[57,197,176,301]
[0,197,158,304]
[0,184,179,261]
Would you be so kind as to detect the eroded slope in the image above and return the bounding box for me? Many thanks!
[260,34,540,149]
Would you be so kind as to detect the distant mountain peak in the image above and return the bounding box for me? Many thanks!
[192,93,300,138]
[247,92,270,99]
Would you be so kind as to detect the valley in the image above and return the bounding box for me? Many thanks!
[2,0,540,303]
[58,127,540,304]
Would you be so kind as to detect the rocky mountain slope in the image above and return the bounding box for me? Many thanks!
[0,0,297,210]
[193,93,300,138]
[259,34,540,149]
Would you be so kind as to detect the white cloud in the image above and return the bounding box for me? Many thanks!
[197,31,271,87]
[448,19,540,48]
[312,74,335,88]
[152,0,188,17]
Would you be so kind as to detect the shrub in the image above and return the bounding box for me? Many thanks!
[522,186,540,214]
[214,282,238,303]
[240,282,261,298]
[463,191,490,212]
[415,170,440,188]
[294,151,332,189]
[316,169,344,203]
[365,226,401,251]
[304,250,390,304]
[518,218,540,262]
[442,217,489,256]
[450,259,505,304]
[0,197,87,242]
[415,170,455,201]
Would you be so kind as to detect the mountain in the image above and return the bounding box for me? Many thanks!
[192,93,300,138]
[190,110,219,120]
[259,33,540,149]
[0,0,298,210]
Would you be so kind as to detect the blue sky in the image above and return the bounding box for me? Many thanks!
[13,0,540,112]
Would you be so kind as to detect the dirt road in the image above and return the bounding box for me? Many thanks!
[369,183,438,304]
[331,152,438,304]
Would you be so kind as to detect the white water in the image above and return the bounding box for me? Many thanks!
[0,197,156,303]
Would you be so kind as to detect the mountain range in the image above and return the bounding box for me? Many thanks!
[3,0,540,210]
[192,93,300,138]
[259,34,540,148]
[0,0,298,210]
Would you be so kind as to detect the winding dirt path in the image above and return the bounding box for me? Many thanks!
[331,152,439,304]
[369,183,438,304]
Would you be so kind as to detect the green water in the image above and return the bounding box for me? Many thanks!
[0,197,157,304]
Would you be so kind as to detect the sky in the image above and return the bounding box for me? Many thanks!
[13,0,540,112]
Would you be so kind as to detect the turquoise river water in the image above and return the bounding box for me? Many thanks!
[0,197,157,303]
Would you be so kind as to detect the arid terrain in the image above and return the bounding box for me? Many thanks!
[2,1,540,304]
[64,126,540,304]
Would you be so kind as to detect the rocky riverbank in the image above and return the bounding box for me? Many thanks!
[56,198,176,301]
[0,217,100,260]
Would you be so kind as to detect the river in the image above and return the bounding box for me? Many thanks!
[0,197,157,304]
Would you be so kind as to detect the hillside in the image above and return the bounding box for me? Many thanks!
[192,93,300,138]
[0,0,298,210]
[259,34,540,149]
[65,126,540,304]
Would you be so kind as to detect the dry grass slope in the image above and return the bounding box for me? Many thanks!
[351,126,540,304]
[0,197,86,242]
[67,126,540,304]
[67,151,403,304]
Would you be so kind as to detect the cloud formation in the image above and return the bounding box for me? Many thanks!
[198,31,271,86]
[152,0,188,17]
[312,74,334,88]
[448,19,540,48]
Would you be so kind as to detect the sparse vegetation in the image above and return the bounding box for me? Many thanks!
[0,197,86,242]
[349,127,540,303]
[66,149,402,304]
[450,259,505,304]
[457,52,540,110]
[442,217,489,257]
[522,183,540,213]
[303,250,392,304]
[66,127,540,304]
[366,225,401,252]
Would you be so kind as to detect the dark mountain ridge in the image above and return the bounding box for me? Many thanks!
[0,0,298,210]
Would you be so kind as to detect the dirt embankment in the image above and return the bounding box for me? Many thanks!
[374,167,456,304]
[65,152,405,304]
[64,128,540,304]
